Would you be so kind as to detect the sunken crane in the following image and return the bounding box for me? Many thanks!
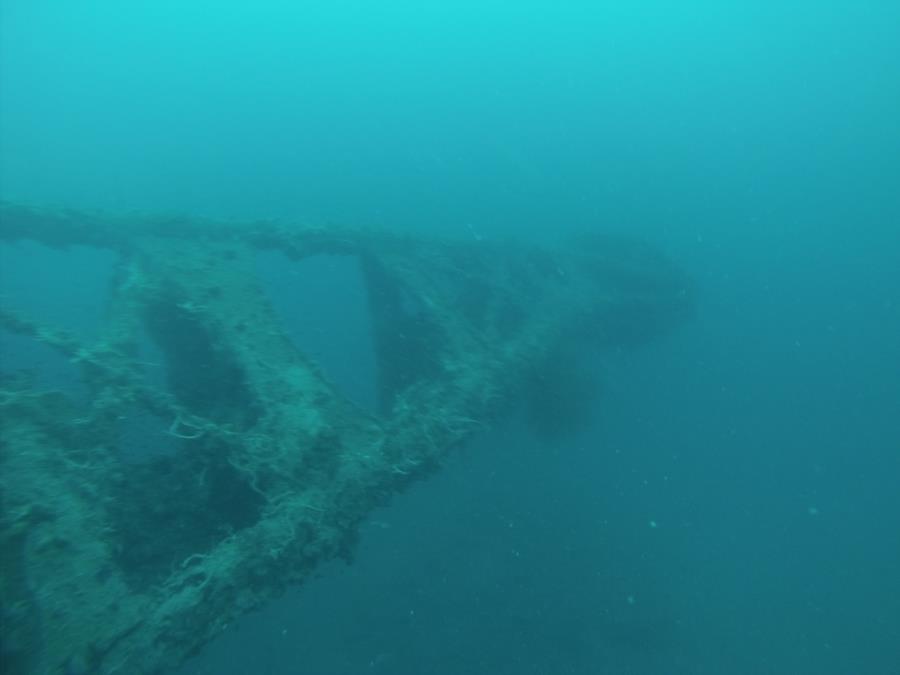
[0,203,692,674]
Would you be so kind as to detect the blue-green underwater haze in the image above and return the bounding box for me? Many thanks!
[1,1,899,673]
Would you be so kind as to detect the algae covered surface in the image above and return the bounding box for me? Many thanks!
[0,203,691,674]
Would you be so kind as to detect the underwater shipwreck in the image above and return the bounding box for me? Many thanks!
[0,202,693,674]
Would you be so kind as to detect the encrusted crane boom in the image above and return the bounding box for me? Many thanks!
[0,202,692,674]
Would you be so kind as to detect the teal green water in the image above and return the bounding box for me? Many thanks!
[2,3,899,673]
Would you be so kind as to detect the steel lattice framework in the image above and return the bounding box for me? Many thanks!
[0,203,692,674]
